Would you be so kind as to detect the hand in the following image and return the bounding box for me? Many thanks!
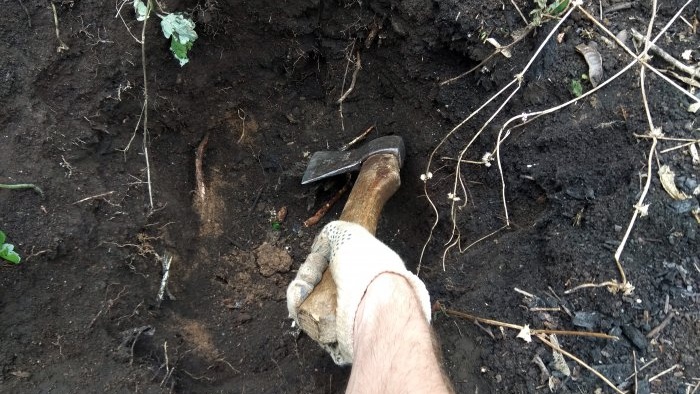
[287,221,431,365]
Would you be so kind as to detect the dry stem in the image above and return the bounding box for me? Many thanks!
[630,28,700,80]
[438,303,618,340]
[140,2,155,211]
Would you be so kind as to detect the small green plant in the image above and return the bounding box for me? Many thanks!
[0,231,21,264]
[134,0,198,66]
[530,0,570,26]
[569,78,583,97]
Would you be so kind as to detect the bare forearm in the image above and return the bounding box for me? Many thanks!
[347,273,453,394]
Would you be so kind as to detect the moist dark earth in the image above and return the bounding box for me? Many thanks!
[2,0,699,393]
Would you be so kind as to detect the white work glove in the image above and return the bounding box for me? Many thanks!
[287,220,431,365]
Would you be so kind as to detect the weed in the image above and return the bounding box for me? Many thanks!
[134,0,198,66]
[0,231,21,264]
[569,78,583,97]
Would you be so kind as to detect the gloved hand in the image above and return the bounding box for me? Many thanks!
[287,220,431,365]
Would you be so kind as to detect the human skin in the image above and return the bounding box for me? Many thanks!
[346,273,454,394]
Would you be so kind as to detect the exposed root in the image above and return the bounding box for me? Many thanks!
[50,2,69,52]
[339,124,375,152]
[73,191,116,205]
[195,132,210,202]
[303,176,352,227]
[337,42,360,132]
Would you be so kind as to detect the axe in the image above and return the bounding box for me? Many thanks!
[298,135,405,344]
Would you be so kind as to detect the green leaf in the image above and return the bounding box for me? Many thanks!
[0,243,21,264]
[170,37,194,66]
[546,0,570,16]
[0,231,5,245]
[161,13,198,44]
[134,0,150,21]
[569,79,583,97]
[160,13,197,66]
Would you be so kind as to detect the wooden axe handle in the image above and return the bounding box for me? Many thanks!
[297,153,401,343]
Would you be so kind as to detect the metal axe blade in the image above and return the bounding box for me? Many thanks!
[301,135,405,184]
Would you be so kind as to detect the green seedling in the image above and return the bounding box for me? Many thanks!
[0,231,21,264]
[134,0,198,66]
[569,78,583,97]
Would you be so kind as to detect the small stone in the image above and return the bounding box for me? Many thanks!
[669,198,699,214]
[235,313,252,324]
[572,311,599,329]
[622,324,648,350]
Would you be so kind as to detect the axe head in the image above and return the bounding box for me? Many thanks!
[302,135,405,184]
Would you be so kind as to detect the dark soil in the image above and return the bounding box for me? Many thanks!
[2,0,699,392]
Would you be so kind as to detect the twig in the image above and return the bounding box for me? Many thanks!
[50,2,69,52]
[536,334,625,394]
[438,303,618,340]
[18,0,31,27]
[195,132,210,201]
[339,125,375,152]
[303,176,352,227]
[649,364,679,382]
[625,358,658,382]
[646,312,674,338]
[0,183,43,197]
[564,281,626,295]
[72,191,115,204]
[630,28,700,80]
[156,253,173,307]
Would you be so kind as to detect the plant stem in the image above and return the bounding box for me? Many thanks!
[142,0,154,211]
[0,183,44,196]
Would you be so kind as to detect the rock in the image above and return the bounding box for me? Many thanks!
[572,311,599,329]
[255,242,292,277]
[669,198,699,214]
[622,324,648,351]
